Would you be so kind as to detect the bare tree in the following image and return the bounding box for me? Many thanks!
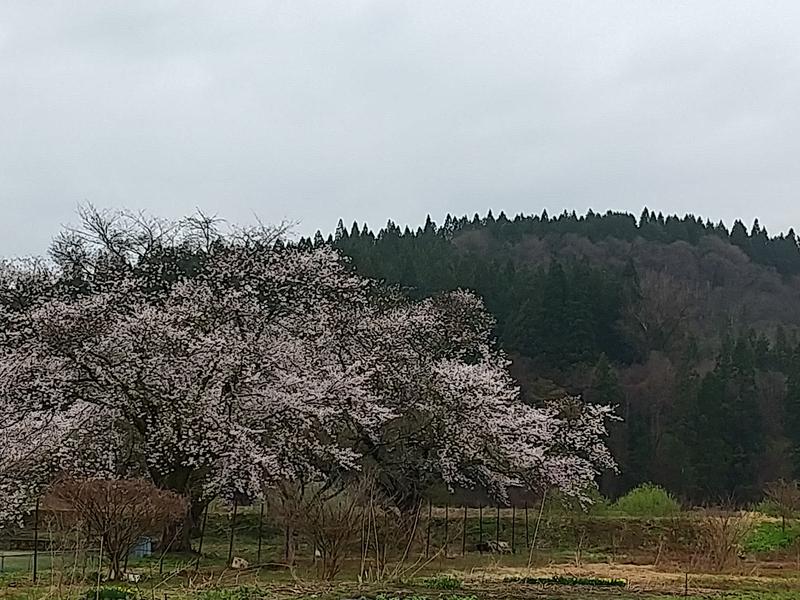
[765,479,800,532]
[272,481,365,580]
[623,270,702,353]
[47,478,186,580]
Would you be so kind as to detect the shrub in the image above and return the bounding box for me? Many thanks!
[421,574,463,589]
[612,483,680,517]
[49,478,186,580]
[697,510,754,572]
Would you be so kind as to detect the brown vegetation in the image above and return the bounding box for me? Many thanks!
[46,478,186,580]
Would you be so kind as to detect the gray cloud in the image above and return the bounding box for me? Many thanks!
[2,1,800,255]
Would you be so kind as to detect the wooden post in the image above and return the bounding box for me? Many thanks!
[32,497,39,584]
[511,504,516,553]
[425,500,432,558]
[257,502,265,564]
[524,501,530,548]
[283,525,290,563]
[461,505,467,556]
[495,505,500,546]
[478,505,483,550]
[444,502,449,558]
[96,536,104,600]
[227,501,238,565]
[684,572,689,596]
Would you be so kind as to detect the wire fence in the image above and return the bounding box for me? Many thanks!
[1,499,546,579]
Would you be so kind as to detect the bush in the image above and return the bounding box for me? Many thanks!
[612,483,680,517]
[50,478,186,581]
[698,511,754,572]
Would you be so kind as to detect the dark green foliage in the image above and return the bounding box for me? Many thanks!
[323,208,800,503]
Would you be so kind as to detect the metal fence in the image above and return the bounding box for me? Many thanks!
[1,499,546,579]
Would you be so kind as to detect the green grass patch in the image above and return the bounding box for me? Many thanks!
[743,521,800,553]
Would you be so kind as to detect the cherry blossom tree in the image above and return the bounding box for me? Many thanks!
[0,208,616,547]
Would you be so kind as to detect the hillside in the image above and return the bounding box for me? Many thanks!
[307,209,800,503]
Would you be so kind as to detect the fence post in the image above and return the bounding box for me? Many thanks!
[525,501,530,547]
[227,501,238,565]
[495,505,500,546]
[32,497,39,584]
[461,505,467,556]
[444,502,449,558]
[257,502,264,564]
[425,500,432,558]
[478,505,483,551]
[512,504,517,553]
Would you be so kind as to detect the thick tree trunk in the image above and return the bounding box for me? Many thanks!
[161,498,206,553]
[109,550,125,581]
[150,466,208,553]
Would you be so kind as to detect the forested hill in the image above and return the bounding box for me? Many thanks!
[303,209,800,504]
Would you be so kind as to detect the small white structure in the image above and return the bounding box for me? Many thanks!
[230,556,250,569]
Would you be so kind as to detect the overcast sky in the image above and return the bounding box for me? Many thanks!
[2,1,800,255]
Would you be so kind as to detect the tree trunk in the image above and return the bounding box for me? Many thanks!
[284,525,295,564]
[162,498,206,553]
[150,466,207,553]
[109,550,124,581]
